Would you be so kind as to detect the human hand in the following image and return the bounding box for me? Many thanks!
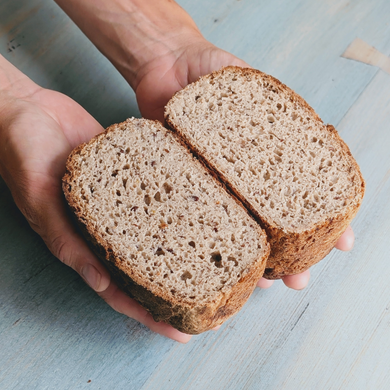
[134,36,249,121]
[0,63,191,343]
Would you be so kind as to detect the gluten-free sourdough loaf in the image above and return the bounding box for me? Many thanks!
[63,118,270,334]
[165,66,365,279]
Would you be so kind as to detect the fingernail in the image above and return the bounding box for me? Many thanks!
[81,264,101,291]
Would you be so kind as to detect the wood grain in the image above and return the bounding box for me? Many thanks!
[1,0,389,389]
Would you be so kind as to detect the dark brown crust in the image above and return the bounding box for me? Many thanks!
[81,224,267,334]
[165,66,365,279]
[62,119,270,334]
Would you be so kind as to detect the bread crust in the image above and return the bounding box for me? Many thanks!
[77,224,267,334]
[63,119,270,334]
[165,66,365,279]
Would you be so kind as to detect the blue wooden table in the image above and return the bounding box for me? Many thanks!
[1,0,390,389]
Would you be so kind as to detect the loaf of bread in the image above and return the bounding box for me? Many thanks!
[63,118,270,334]
[63,67,364,334]
[165,67,365,279]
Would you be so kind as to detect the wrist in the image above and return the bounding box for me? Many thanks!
[116,0,204,89]
[0,56,41,141]
[0,57,38,143]
[124,27,206,91]
[0,55,39,100]
[55,0,204,90]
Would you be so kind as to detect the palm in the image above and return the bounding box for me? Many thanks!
[16,89,102,179]
[35,89,104,146]
[135,42,249,121]
[3,89,98,209]
[2,89,102,230]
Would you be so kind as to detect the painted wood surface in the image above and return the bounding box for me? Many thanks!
[1,0,389,389]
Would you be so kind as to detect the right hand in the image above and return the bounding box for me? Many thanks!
[0,78,191,343]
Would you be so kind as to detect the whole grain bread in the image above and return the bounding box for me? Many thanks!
[165,66,365,279]
[63,118,269,334]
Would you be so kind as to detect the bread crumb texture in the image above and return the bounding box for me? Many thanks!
[64,118,267,306]
[165,67,364,233]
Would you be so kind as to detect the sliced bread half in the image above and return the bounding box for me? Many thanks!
[63,118,269,334]
[165,66,365,279]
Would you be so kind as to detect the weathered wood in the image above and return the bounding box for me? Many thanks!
[1,0,389,389]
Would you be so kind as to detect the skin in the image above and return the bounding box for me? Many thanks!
[0,0,354,343]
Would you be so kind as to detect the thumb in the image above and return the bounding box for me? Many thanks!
[24,192,111,293]
[48,219,111,293]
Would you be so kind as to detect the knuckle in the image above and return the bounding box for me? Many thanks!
[49,235,69,265]
[10,179,43,231]
[19,202,42,231]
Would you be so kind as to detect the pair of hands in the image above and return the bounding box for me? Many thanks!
[0,36,354,343]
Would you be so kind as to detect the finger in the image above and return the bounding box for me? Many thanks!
[257,277,274,289]
[208,46,251,70]
[99,283,192,343]
[25,193,111,293]
[335,225,354,251]
[282,269,310,290]
[50,229,112,293]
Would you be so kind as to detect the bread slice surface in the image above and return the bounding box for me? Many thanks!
[63,118,269,333]
[165,67,365,278]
